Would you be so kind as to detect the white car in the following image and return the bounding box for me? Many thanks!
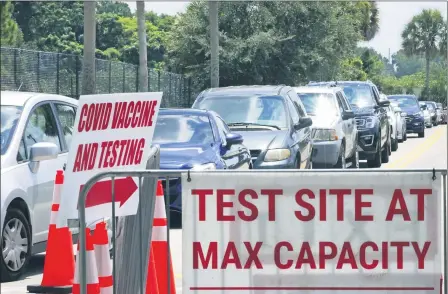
[390,102,407,142]
[380,94,398,152]
[419,102,432,128]
[1,91,113,281]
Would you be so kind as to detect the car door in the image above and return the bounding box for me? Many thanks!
[214,115,250,170]
[286,91,310,168]
[18,102,67,244]
[372,86,388,145]
[337,91,356,156]
[335,92,351,157]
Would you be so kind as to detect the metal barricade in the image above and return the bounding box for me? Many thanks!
[77,168,448,294]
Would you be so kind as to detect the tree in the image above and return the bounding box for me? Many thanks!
[1,1,23,46]
[96,1,132,17]
[401,9,445,96]
[356,1,379,41]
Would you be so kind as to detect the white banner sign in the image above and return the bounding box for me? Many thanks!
[182,171,442,294]
[57,92,162,225]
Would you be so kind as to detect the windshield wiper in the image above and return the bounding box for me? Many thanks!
[227,122,281,130]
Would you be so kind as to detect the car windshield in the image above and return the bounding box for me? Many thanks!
[339,84,376,108]
[196,95,288,129]
[153,114,214,146]
[1,106,23,155]
[296,92,338,116]
[388,96,420,112]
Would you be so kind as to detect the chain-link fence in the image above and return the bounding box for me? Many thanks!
[1,47,199,108]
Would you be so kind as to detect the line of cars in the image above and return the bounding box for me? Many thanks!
[0,84,446,280]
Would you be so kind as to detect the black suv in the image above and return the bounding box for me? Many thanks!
[308,81,391,168]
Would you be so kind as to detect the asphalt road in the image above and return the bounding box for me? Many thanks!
[1,124,446,294]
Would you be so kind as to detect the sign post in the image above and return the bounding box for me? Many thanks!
[182,171,443,293]
[57,92,162,226]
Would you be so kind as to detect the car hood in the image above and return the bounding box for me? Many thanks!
[308,115,339,129]
[401,107,420,116]
[159,145,217,169]
[351,105,376,116]
[230,130,287,151]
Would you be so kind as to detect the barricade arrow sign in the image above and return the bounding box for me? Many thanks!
[81,177,137,208]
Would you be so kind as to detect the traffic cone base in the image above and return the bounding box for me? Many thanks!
[72,228,100,294]
[146,247,159,294]
[93,222,113,294]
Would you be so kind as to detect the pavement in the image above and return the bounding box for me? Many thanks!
[1,124,446,294]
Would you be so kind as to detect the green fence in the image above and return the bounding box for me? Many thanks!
[0,47,197,108]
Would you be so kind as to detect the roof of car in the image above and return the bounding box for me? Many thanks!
[293,86,341,94]
[159,108,210,116]
[308,81,374,87]
[201,85,285,97]
[388,94,417,98]
[1,91,78,107]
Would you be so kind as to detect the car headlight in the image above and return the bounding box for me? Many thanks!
[312,128,338,141]
[414,112,422,118]
[264,149,291,162]
[191,163,216,171]
[364,116,375,128]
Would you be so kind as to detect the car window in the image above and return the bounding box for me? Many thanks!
[340,84,376,108]
[54,103,76,151]
[337,92,350,111]
[1,105,22,156]
[22,103,62,160]
[296,92,338,116]
[335,95,345,114]
[287,91,306,118]
[214,116,230,144]
[285,96,300,124]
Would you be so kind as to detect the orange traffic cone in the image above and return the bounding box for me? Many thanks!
[145,246,159,294]
[73,228,100,294]
[93,222,113,294]
[148,181,176,294]
[27,170,75,293]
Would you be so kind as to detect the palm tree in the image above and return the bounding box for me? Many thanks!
[136,1,148,91]
[82,1,96,95]
[440,23,447,60]
[357,1,379,41]
[401,9,445,95]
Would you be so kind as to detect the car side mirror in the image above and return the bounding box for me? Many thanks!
[295,117,313,130]
[225,133,243,148]
[342,110,355,120]
[378,100,390,107]
[28,142,59,173]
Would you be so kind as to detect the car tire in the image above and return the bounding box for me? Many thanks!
[403,131,407,141]
[349,150,359,169]
[0,208,32,282]
[367,134,382,168]
[391,137,398,152]
[381,135,390,164]
[418,129,425,138]
[334,144,347,169]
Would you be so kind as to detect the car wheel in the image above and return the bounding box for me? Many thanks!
[349,150,359,169]
[381,136,390,164]
[367,135,382,168]
[403,131,407,141]
[0,208,32,282]
[391,137,398,152]
[334,144,346,169]
[418,129,425,138]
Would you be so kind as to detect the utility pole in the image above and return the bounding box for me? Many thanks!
[82,1,96,95]
[137,1,148,92]
[209,1,219,88]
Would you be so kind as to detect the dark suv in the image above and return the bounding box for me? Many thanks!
[192,85,314,169]
[308,81,390,168]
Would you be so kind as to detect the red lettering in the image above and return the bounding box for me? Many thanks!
[124,101,135,128]
[134,138,145,164]
[274,241,293,269]
[221,242,241,269]
[390,241,409,269]
[385,189,410,221]
[412,241,430,269]
[355,189,373,221]
[78,105,89,132]
[410,189,432,221]
[103,141,113,168]
[116,140,128,166]
[294,189,315,221]
[243,242,263,269]
[191,189,214,221]
[359,241,378,269]
[102,103,112,129]
[295,242,316,269]
[319,189,327,221]
[125,139,138,165]
[261,189,282,221]
[111,102,123,129]
[217,189,235,221]
[98,141,108,168]
[108,140,120,167]
[131,101,142,127]
[92,103,105,131]
[72,144,83,172]
[85,103,95,132]
[193,241,217,269]
[238,189,258,221]
[381,241,389,269]
[336,242,357,269]
[319,242,337,269]
[329,189,351,221]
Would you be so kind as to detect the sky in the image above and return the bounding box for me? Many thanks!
[127,1,447,59]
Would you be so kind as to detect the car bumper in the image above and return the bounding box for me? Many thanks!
[406,117,425,133]
[356,129,379,159]
[311,140,341,167]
